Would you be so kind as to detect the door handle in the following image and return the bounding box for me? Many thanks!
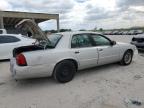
[98,49,103,51]
[75,51,80,54]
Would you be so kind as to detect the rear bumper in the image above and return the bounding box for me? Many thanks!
[10,58,54,79]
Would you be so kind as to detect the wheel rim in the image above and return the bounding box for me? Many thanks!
[60,66,70,77]
[124,52,132,64]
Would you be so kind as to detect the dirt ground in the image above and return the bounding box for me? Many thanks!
[0,35,144,108]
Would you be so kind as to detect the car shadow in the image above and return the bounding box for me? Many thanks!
[76,63,120,78]
[14,77,57,89]
[13,63,121,89]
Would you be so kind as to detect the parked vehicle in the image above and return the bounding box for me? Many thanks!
[10,19,138,83]
[131,34,144,50]
[127,30,138,35]
[117,31,123,35]
[103,31,112,35]
[112,31,119,35]
[133,30,139,35]
[127,30,133,35]
[134,30,143,35]
[0,34,35,60]
[122,31,128,35]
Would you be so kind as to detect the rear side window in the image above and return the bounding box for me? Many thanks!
[48,34,62,47]
[0,36,20,44]
[71,34,92,48]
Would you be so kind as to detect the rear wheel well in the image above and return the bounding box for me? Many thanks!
[52,59,78,76]
[61,59,78,70]
[67,59,78,70]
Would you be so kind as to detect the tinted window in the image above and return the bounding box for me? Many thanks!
[39,34,62,48]
[91,34,111,46]
[48,34,62,47]
[0,36,20,44]
[71,34,92,48]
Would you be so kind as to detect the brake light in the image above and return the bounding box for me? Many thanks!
[16,54,27,66]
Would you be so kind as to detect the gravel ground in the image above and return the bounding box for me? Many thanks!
[0,35,144,108]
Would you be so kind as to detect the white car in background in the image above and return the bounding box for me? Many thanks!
[10,19,138,83]
[0,29,7,34]
[0,34,35,60]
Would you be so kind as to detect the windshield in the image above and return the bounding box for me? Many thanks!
[39,34,62,49]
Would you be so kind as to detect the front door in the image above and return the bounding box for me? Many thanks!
[90,34,120,65]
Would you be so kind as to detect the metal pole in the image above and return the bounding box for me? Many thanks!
[57,17,60,32]
[0,17,4,29]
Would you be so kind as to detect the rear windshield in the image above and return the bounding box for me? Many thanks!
[39,34,62,48]
[48,34,62,47]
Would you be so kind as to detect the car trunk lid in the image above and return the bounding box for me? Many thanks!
[15,19,50,42]
[13,45,44,57]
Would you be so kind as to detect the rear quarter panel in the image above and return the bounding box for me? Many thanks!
[23,48,78,75]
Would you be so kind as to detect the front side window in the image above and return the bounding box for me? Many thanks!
[71,34,92,48]
[0,36,20,44]
[91,34,111,46]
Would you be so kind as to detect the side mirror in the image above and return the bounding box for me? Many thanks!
[111,40,116,46]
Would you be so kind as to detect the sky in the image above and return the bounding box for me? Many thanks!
[0,0,144,30]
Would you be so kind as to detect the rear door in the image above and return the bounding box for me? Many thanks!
[90,34,120,65]
[0,35,21,59]
[71,33,98,69]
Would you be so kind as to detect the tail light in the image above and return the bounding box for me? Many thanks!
[16,54,27,66]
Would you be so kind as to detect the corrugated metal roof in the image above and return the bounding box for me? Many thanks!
[0,11,59,26]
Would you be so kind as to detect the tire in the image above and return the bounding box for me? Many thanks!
[53,60,76,83]
[120,50,133,65]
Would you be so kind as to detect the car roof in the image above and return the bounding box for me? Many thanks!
[133,34,144,38]
[56,31,102,36]
[0,34,35,40]
[0,34,22,36]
